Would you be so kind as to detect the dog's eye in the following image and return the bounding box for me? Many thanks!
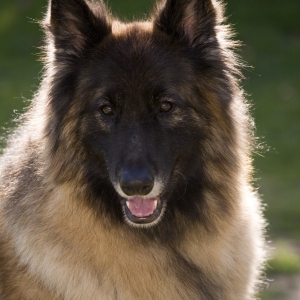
[159,101,173,113]
[100,105,114,116]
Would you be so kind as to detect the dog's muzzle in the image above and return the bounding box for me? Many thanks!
[118,168,164,226]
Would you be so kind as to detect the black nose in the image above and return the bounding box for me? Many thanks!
[119,169,154,196]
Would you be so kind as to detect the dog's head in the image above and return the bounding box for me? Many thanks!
[44,0,242,230]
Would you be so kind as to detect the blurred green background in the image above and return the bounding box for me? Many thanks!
[0,0,299,298]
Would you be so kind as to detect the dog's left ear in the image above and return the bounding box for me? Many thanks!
[44,0,111,58]
[153,0,220,47]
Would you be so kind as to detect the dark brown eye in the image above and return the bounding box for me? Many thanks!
[159,101,173,113]
[101,105,114,116]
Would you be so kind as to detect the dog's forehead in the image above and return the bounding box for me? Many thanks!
[108,24,181,73]
[88,22,194,98]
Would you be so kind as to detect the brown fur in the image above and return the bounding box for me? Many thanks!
[1,183,265,299]
[0,0,266,299]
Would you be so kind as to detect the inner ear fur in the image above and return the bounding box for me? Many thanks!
[44,0,111,55]
[153,0,221,47]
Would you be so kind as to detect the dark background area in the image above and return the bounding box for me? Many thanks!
[1,0,299,298]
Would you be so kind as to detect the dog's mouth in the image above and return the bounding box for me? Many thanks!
[122,196,163,225]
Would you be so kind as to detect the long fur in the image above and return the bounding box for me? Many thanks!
[0,0,266,299]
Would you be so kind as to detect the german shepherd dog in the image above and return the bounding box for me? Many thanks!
[0,0,266,299]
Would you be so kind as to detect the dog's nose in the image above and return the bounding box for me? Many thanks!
[119,169,154,196]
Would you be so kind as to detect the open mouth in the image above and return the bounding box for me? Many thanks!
[122,196,163,225]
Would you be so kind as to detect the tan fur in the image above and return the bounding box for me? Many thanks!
[2,186,260,300]
[0,0,266,299]
[1,182,265,299]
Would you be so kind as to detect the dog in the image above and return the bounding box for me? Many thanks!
[0,0,266,299]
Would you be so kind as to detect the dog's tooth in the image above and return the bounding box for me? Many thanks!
[154,200,158,209]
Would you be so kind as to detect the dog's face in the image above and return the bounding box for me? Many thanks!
[79,31,207,227]
[46,0,232,228]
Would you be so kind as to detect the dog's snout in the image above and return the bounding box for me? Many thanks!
[120,169,154,196]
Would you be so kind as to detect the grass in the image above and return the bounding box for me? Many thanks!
[225,0,300,240]
[0,0,45,132]
[0,0,299,298]
[268,241,300,275]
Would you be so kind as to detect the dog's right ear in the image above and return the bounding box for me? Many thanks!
[44,0,111,58]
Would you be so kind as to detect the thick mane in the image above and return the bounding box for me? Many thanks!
[0,1,266,299]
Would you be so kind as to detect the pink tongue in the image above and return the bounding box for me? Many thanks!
[126,197,158,217]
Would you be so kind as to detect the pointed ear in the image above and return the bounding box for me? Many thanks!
[154,0,220,47]
[44,0,111,57]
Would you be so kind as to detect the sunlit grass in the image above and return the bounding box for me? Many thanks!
[268,241,300,275]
